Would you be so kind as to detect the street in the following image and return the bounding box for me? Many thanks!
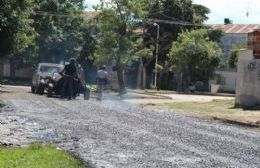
[0,85,259,168]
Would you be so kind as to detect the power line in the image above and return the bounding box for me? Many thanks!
[33,11,88,19]
[144,18,205,27]
[32,10,206,27]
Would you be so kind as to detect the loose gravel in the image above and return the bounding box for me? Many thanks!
[0,86,259,168]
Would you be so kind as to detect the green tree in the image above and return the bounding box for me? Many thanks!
[0,0,37,77]
[207,29,224,43]
[193,4,210,24]
[228,43,247,69]
[168,29,222,88]
[93,0,150,93]
[78,26,96,83]
[33,0,85,63]
[142,0,210,89]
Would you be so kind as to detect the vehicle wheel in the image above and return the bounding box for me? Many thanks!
[36,85,44,95]
[31,86,36,93]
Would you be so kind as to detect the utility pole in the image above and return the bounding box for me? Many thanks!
[153,23,160,88]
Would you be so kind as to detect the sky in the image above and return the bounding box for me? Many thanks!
[85,0,260,24]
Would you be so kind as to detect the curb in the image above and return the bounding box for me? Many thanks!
[128,89,235,98]
[212,117,260,128]
[127,90,172,99]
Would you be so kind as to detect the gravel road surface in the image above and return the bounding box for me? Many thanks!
[0,86,259,168]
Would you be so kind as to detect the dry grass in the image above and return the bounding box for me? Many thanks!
[153,99,260,127]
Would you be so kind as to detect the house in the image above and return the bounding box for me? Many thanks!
[209,24,260,93]
[210,24,260,59]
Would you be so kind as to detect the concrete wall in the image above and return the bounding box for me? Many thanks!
[235,49,260,107]
[215,70,237,92]
[3,63,10,77]
[0,63,32,79]
[15,67,33,79]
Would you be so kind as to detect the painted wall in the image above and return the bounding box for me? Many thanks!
[215,70,237,92]
[235,50,260,107]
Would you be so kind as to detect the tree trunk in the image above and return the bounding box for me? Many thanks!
[10,58,16,80]
[137,59,143,89]
[142,66,146,89]
[158,71,164,90]
[117,65,126,95]
[177,71,183,92]
[187,64,192,84]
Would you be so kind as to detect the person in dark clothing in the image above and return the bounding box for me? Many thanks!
[60,58,77,100]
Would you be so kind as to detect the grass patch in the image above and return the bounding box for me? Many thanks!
[0,144,88,168]
[158,99,239,114]
[155,99,260,126]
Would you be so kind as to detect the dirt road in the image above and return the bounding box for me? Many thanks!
[0,86,259,168]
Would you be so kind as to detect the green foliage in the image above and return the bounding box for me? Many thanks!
[156,63,164,72]
[0,0,37,60]
[93,0,154,92]
[34,0,86,63]
[93,0,149,66]
[207,29,224,43]
[218,60,229,69]
[168,29,222,82]
[143,0,210,72]
[0,144,88,168]
[133,45,154,59]
[228,43,246,69]
[193,4,210,24]
[229,50,239,69]
[0,0,93,66]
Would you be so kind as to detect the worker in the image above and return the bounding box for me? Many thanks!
[60,58,78,100]
[96,65,108,101]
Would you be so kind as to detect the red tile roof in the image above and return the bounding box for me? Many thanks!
[83,11,100,19]
[210,24,260,34]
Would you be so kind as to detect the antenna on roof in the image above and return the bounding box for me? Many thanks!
[246,0,250,18]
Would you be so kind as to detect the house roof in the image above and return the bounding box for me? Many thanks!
[210,24,260,34]
[83,11,100,19]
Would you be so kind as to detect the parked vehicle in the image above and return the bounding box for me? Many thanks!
[31,63,64,95]
[46,73,90,100]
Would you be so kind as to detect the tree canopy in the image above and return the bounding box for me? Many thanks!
[93,0,153,93]
[0,0,37,60]
[168,29,222,84]
[33,0,86,63]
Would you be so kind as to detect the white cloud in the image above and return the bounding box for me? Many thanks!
[193,0,260,24]
[85,0,260,23]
